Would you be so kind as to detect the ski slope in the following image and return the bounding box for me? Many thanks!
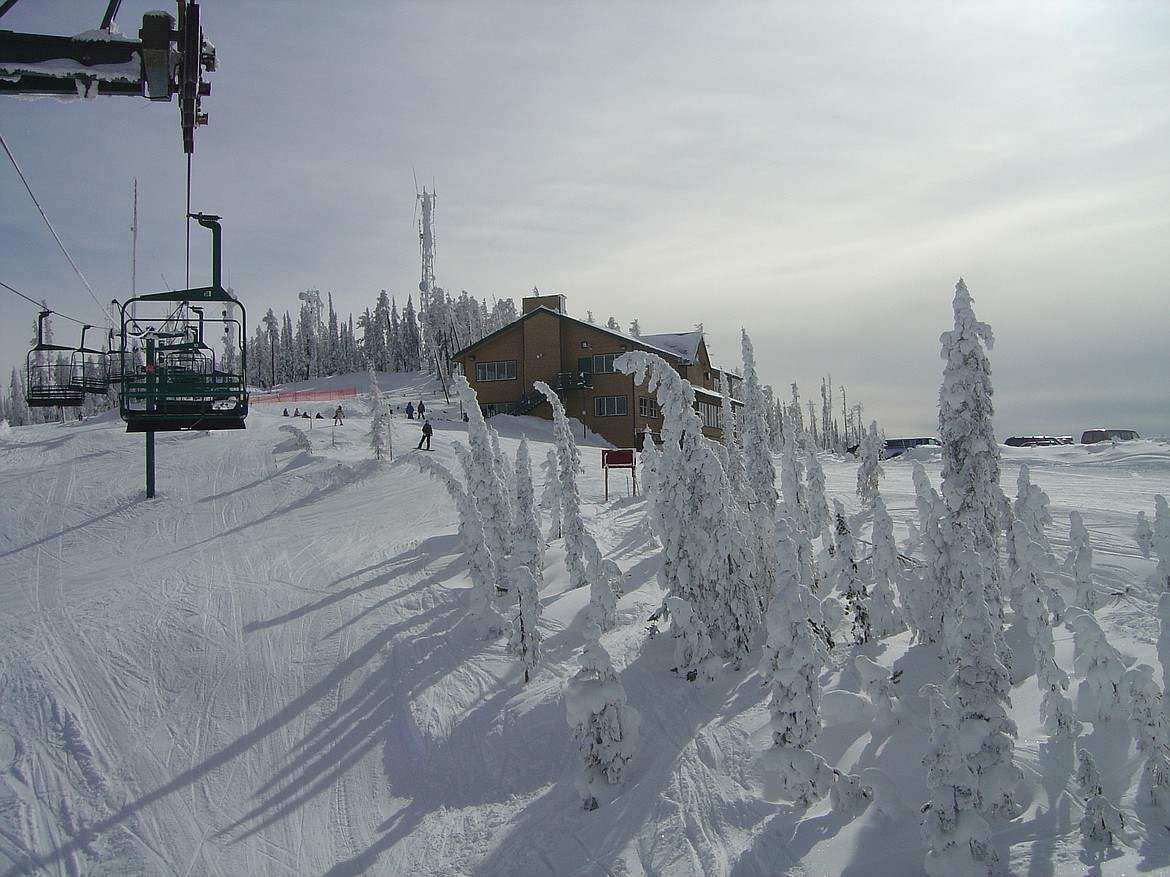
[1,372,1168,876]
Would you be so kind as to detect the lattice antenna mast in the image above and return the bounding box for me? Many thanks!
[418,186,436,299]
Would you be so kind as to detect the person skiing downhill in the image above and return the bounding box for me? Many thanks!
[416,419,433,450]
[333,405,344,426]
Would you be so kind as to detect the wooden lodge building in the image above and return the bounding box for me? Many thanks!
[450,293,740,449]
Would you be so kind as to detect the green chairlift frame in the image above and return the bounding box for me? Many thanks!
[116,213,248,433]
[25,313,109,409]
[114,213,247,497]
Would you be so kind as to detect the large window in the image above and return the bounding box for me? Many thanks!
[594,395,628,417]
[639,396,659,419]
[592,353,618,374]
[475,360,516,382]
[698,400,720,430]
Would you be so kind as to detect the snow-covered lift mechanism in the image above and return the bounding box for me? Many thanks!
[0,0,216,153]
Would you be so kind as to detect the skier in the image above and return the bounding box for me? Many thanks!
[406,401,415,420]
[418,400,426,418]
[416,419,433,451]
[333,405,344,426]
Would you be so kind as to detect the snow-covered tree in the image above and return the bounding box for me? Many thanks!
[665,595,719,685]
[1123,664,1170,818]
[616,351,759,663]
[454,374,514,573]
[405,452,504,636]
[829,500,869,646]
[920,684,1001,877]
[856,421,884,509]
[539,447,562,541]
[1067,610,1128,725]
[803,444,830,541]
[564,628,639,810]
[938,278,1007,654]
[508,565,542,683]
[1065,510,1101,612]
[777,414,810,533]
[512,437,544,589]
[536,381,619,631]
[1076,748,1124,847]
[1008,465,1060,616]
[1136,495,1170,592]
[868,495,906,639]
[759,519,833,804]
[365,368,390,461]
[946,529,1021,819]
[740,330,778,514]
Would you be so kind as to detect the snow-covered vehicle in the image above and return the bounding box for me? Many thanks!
[1080,428,1140,444]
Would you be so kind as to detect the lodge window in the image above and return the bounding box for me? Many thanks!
[594,395,628,417]
[698,401,720,430]
[475,360,516,382]
[592,353,618,374]
[639,396,659,418]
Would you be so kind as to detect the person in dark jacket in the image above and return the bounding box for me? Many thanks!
[416,419,433,450]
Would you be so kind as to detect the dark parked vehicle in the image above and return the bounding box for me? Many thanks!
[1080,428,1140,444]
[881,437,941,458]
[1004,435,1074,447]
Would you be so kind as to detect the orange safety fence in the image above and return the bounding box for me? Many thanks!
[252,387,357,404]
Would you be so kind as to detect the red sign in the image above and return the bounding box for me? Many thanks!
[603,449,635,468]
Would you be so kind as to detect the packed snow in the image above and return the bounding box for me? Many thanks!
[2,367,1169,876]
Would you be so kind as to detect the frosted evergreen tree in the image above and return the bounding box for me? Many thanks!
[907,461,950,643]
[665,595,719,684]
[804,441,830,541]
[512,437,544,589]
[365,368,390,461]
[1076,749,1124,847]
[777,412,810,534]
[615,351,759,663]
[946,530,1021,819]
[829,500,870,646]
[1065,510,1101,612]
[856,421,884,509]
[740,330,778,514]
[920,684,1000,877]
[1135,495,1170,592]
[759,519,833,803]
[508,565,542,683]
[535,381,619,631]
[539,447,562,541]
[938,278,1008,655]
[868,495,906,638]
[720,387,747,501]
[1008,465,1061,617]
[405,453,503,635]
[1067,610,1128,725]
[854,653,899,732]
[1123,664,1170,817]
[564,627,639,810]
[454,374,515,573]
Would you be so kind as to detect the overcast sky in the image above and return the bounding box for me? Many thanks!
[3,0,1168,439]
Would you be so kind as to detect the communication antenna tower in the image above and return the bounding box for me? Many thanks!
[418,186,436,296]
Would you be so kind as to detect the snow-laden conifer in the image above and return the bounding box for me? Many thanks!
[665,595,719,685]
[564,627,639,810]
[1076,749,1124,847]
[759,519,834,803]
[720,387,747,502]
[854,653,899,733]
[453,374,514,571]
[920,684,1000,877]
[938,279,1008,656]
[1123,664,1170,817]
[512,437,544,589]
[508,565,542,683]
[739,330,778,515]
[535,382,619,631]
[1065,510,1101,612]
[365,368,390,460]
[856,421,884,509]
[540,447,562,541]
[908,461,949,643]
[615,351,759,663]
[828,500,869,646]
[778,414,810,534]
[404,451,503,635]
[868,495,906,639]
[1067,610,1128,725]
[1008,465,1060,617]
[946,529,1021,819]
[1135,495,1170,592]
[803,444,830,541]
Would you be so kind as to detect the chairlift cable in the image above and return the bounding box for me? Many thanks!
[1,280,91,328]
[0,130,111,328]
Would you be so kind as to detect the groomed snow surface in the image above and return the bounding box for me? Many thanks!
[2,370,1168,877]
